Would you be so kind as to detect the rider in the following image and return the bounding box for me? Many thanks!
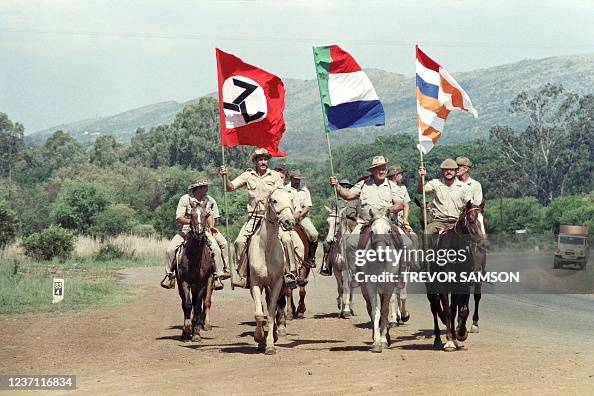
[320,178,358,277]
[275,165,308,287]
[160,177,227,291]
[455,156,483,205]
[289,170,319,268]
[219,148,304,288]
[329,156,404,286]
[418,159,472,239]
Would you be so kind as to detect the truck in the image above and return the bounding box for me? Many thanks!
[553,225,590,270]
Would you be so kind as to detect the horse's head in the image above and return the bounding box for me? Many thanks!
[459,200,488,250]
[324,205,342,244]
[367,207,392,235]
[189,200,210,236]
[266,188,296,230]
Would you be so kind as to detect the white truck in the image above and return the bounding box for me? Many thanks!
[554,225,590,270]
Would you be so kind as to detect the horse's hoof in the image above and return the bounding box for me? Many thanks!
[254,327,265,343]
[257,343,266,352]
[381,341,389,350]
[350,308,355,316]
[470,324,479,333]
[433,339,444,349]
[370,344,383,353]
[443,341,456,352]
[296,312,304,319]
[273,325,279,343]
[388,321,398,329]
[202,323,212,331]
[401,312,410,322]
[456,327,468,342]
[265,346,276,355]
[454,339,465,350]
[341,311,352,319]
[278,327,287,337]
[191,334,201,342]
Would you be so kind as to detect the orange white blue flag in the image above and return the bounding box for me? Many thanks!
[416,45,478,154]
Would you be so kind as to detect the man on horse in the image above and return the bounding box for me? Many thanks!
[418,158,472,240]
[329,156,404,285]
[455,156,483,205]
[219,148,305,288]
[289,170,319,268]
[275,165,308,288]
[160,177,228,291]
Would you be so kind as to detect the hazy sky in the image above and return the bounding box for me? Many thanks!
[1,0,594,133]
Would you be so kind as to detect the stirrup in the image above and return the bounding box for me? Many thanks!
[213,276,224,291]
[160,273,175,289]
[319,264,332,276]
[284,273,297,289]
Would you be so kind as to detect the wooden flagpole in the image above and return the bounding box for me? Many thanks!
[221,140,235,290]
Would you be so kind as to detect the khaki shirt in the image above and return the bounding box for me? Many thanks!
[425,178,471,221]
[390,184,411,225]
[290,185,313,217]
[176,194,218,233]
[230,168,284,214]
[350,177,401,223]
[459,177,483,205]
[284,184,301,213]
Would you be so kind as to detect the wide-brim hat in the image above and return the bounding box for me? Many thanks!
[188,177,209,190]
[455,156,473,168]
[367,155,388,171]
[440,158,458,169]
[289,169,303,179]
[250,148,272,162]
[387,165,404,177]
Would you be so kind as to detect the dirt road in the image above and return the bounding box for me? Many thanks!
[2,256,594,395]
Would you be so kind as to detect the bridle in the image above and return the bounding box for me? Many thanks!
[264,187,294,226]
[456,205,487,251]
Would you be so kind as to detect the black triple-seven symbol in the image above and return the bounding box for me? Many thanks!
[223,78,265,123]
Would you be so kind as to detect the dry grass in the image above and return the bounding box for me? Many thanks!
[1,234,169,261]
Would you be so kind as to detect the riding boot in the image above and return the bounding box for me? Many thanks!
[213,275,224,291]
[307,240,318,268]
[294,270,308,287]
[284,272,297,289]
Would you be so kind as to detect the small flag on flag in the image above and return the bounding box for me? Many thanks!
[313,45,385,131]
[216,49,286,157]
[416,45,478,154]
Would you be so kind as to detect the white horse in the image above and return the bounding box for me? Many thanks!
[249,187,296,355]
[324,206,355,318]
[357,209,403,353]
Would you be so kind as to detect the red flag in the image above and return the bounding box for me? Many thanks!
[216,49,286,157]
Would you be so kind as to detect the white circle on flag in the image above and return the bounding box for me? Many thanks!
[222,75,267,128]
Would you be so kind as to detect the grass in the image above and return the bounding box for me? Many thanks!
[0,255,160,315]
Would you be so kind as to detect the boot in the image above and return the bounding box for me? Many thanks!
[284,272,297,289]
[307,240,318,268]
[232,276,248,289]
[160,272,175,289]
[213,275,224,291]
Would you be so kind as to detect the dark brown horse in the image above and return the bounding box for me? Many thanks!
[176,201,215,342]
[423,200,486,351]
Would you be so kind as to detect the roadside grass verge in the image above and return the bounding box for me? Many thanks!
[0,257,158,315]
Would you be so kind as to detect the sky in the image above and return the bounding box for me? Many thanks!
[1,0,594,133]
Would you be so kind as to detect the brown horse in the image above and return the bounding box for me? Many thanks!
[176,201,215,342]
[424,201,486,351]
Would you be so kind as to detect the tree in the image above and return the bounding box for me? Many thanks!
[490,84,594,205]
[0,113,25,187]
[43,130,87,172]
[90,135,123,167]
[0,201,18,249]
[22,225,76,261]
[50,181,111,234]
[90,204,138,239]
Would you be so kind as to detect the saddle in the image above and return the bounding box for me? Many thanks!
[235,218,263,289]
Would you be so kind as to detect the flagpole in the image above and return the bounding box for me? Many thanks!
[220,144,235,290]
[312,46,340,209]
[417,144,429,272]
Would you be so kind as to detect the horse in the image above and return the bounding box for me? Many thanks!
[176,201,215,342]
[424,200,486,351]
[324,206,356,319]
[356,208,404,353]
[249,187,296,355]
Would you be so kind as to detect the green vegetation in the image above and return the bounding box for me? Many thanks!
[21,226,76,261]
[0,257,148,314]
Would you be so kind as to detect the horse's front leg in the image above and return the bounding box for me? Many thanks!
[388,292,398,328]
[202,277,213,331]
[334,266,344,315]
[471,283,482,333]
[367,285,383,353]
[440,293,456,352]
[178,280,192,341]
[456,293,470,342]
[251,283,265,346]
[277,289,288,337]
[379,288,393,350]
[427,293,443,349]
[191,284,205,342]
[264,278,283,355]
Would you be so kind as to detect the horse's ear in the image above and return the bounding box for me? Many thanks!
[466,200,472,210]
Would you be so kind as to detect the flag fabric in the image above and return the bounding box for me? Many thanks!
[216,48,286,157]
[313,45,385,131]
[416,45,478,154]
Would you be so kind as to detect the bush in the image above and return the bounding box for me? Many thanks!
[22,225,76,261]
[0,201,18,249]
[94,243,128,261]
[130,223,156,237]
[50,181,111,234]
[90,204,137,239]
